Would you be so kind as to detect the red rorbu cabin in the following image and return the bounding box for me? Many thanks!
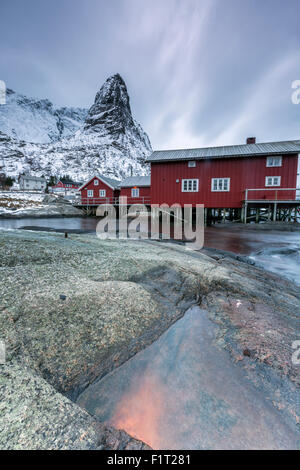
[51,179,82,194]
[79,174,121,205]
[147,138,300,217]
[119,176,151,205]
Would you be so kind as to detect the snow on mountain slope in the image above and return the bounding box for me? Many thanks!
[0,89,87,144]
[0,75,152,180]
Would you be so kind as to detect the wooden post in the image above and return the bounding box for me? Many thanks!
[268,205,271,221]
[256,208,260,224]
[204,208,207,227]
[273,203,277,222]
[241,206,245,224]
[244,189,248,224]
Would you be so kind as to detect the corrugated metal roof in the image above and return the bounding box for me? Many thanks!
[120,176,151,187]
[147,140,300,162]
[98,174,121,189]
[79,174,121,191]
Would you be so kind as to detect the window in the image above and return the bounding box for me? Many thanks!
[188,161,196,168]
[99,189,106,197]
[87,190,94,197]
[265,176,281,187]
[211,178,230,192]
[182,179,199,192]
[131,188,139,197]
[267,156,282,167]
[94,179,99,185]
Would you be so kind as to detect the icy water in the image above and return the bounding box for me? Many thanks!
[0,217,300,284]
[77,307,299,450]
[204,226,300,285]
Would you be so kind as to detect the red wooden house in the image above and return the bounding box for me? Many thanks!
[50,179,82,194]
[119,176,151,205]
[147,138,300,213]
[79,174,120,205]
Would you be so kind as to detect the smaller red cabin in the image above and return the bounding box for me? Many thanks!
[51,179,82,194]
[119,176,151,205]
[79,174,120,205]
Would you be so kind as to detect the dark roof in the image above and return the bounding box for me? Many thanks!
[79,174,121,191]
[60,180,82,185]
[147,140,300,162]
[120,176,151,187]
[99,175,121,189]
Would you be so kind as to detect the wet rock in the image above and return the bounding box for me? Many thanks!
[0,361,148,450]
[0,230,299,449]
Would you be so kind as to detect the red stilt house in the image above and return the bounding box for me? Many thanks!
[147,138,300,209]
[79,174,121,205]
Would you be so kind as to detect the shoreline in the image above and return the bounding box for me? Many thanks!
[0,214,88,219]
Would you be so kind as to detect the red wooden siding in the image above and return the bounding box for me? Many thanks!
[80,177,119,205]
[120,186,151,205]
[52,181,80,190]
[150,154,298,208]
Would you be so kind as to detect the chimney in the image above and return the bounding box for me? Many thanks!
[246,137,256,144]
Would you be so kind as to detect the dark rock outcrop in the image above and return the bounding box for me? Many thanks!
[0,75,152,181]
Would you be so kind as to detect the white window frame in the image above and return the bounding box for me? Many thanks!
[188,161,196,168]
[131,188,139,197]
[87,190,94,197]
[266,156,282,167]
[211,178,230,192]
[181,179,199,192]
[265,176,281,187]
[99,189,106,197]
[94,179,99,185]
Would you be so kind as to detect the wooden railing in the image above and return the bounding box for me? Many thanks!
[77,196,151,206]
[245,187,300,202]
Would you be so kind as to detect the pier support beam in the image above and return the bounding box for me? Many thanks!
[256,208,260,224]
[244,203,248,224]
[204,208,208,227]
[273,203,277,222]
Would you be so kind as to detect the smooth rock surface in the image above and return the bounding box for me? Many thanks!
[0,230,299,449]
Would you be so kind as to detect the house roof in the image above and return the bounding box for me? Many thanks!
[119,176,151,187]
[59,179,82,186]
[79,174,121,191]
[146,140,300,163]
[20,175,46,182]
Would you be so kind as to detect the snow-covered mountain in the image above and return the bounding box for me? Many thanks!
[0,88,87,143]
[0,74,152,181]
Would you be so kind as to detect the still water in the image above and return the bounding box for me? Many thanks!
[0,217,299,285]
[77,307,299,449]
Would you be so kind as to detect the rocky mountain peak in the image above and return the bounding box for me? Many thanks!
[84,74,134,135]
[0,74,152,181]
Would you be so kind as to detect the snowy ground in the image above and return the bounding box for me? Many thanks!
[0,191,45,214]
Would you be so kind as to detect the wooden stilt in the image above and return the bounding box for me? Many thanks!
[273,203,277,222]
[256,208,260,224]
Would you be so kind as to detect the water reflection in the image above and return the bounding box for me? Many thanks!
[0,217,299,284]
[77,307,299,450]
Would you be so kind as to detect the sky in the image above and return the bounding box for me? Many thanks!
[1,0,300,150]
